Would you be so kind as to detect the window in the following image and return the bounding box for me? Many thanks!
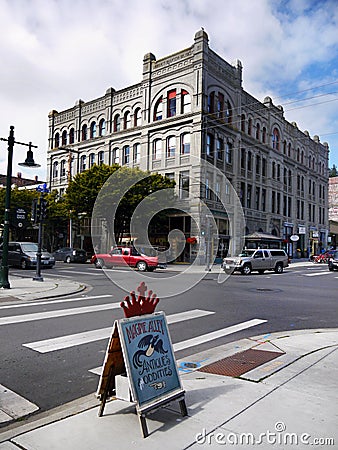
[81,124,87,141]
[181,90,191,113]
[272,128,280,150]
[226,101,232,124]
[216,138,223,160]
[206,134,213,157]
[255,187,260,210]
[134,108,142,127]
[241,114,246,132]
[207,92,215,113]
[262,158,267,177]
[256,123,260,140]
[62,130,67,146]
[153,139,162,160]
[98,151,104,165]
[246,184,252,208]
[179,171,189,199]
[272,162,276,179]
[60,160,66,177]
[114,115,121,132]
[181,133,190,155]
[241,148,245,169]
[167,136,176,158]
[54,133,60,148]
[205,177,211,200]
[154,97,163,121]
[256,155,261,175]
[217,93,224,118]
[80,155,86,172]
[123,146,130,164]
[225,143,232,164]
[288,142,291,157]
[262,189,266,211]
[262,127,267,143]
[247,151,252,171]
[99,119,106,136]
[167,90,176,117]
[112,148,119,165]
[89,153,95,168]
[53,161,58,178]
[90,122,96,138]
[69,128,75,144]
[133,143,141,163]
[248,118,252,136]
[124,111,131,129]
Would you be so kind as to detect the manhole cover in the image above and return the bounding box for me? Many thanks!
[256,288,274,291]
[198,349,284,377]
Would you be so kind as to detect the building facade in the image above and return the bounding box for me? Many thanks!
[328,177,338,248]
[47,30,329,260]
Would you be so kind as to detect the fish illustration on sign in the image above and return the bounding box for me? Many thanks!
[132,334,168,369]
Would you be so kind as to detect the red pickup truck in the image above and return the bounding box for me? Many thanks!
[90,246,158,272]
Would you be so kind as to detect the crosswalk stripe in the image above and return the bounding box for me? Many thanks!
[0,294,112,310]
[304,272,333,277]
[0,302,121,326]
[0,384,39,423]
[22,309,215,353]
[88,318,267,376]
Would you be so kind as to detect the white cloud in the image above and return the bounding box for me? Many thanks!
[0,0,337,180]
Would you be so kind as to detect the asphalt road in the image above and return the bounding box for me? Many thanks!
[1,261,337,425]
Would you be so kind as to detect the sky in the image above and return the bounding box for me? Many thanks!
[0,0,337,181]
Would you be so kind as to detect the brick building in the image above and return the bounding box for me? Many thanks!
[47,29,329,260]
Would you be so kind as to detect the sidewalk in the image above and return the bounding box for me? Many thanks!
[0,274,86,302]
[0,329,337,449]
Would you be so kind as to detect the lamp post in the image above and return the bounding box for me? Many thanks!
[0,126,40,289]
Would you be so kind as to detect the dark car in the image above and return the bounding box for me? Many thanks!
[53,247,87,263]
[328,250,338,271]
[0,242,55,269]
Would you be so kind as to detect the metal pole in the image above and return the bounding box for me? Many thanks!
[33,193,43,281]
[0,126,15,288]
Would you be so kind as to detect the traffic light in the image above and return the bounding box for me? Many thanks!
[40,199,48,221]
[31,199,39,224]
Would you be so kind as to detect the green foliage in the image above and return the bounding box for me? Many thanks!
[329,164,337,177]
[0,187,38,224]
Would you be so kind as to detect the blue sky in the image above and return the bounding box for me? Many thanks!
[0,0,337,180]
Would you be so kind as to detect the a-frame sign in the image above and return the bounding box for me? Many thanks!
[97,283,187,437]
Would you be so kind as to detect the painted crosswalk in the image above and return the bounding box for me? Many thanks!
[23,310,215,353]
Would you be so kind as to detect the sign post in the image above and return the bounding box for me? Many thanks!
[97,282,187,437]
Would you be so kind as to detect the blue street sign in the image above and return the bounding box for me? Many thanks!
[36,183,49,193]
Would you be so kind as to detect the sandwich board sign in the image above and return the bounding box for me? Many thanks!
[97,311,186,437]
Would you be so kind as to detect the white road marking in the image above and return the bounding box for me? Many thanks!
[304,272,333,277]
[0,294,112,310]
[0,302,121,326]
[88,318,267,375]
[22,309,215,353]
[0,384,39,423]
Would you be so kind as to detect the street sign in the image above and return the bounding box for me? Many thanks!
[290,235,299,241]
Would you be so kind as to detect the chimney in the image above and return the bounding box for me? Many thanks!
[35,175,38,182]
[17,172,22,178]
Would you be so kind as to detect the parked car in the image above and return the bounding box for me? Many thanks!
[91,246,158,272]
[313,251,335,264]
[328,250,338,271]
[222,248,289,275]
[53,247,87,263]
[0,242,55,269]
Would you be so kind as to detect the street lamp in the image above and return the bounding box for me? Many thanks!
[0,126,40,289]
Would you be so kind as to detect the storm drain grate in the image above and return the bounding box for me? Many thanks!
[198,349,284,377]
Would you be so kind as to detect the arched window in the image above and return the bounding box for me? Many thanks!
[98,151,104,165]
[226,101,232,124]
[69,128,75,144]
[217,93,224,118]
[297,148,300,162]
[133,143,141,163]
[262,127,267,143]
[89,153,95,168]
[167,136,176,158]
[301,151,304,165]
[181,90,191,113]
[167,90,176,117]
[154,97,163,121]
[62,130,67,146]
[248,118,252,136]
[124,111,131,129]
[181,133,190,155]
[153,139,162,160]
[53,161,59,178]
[90,122,96,139]
[207,91,215,113]
[81,124,87,141]
[99,119,106,136]
[241,114,246,132]
[134,108,142,127]
[80,155,86,172]
[60,160,66,177]
[112,148,119,164]
[114,115,121,132]
[54,133,60,148]
[123,145,130,164]
[256,123,260,140]
[272,128,280,150]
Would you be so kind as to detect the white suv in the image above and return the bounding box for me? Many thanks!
[222,249,289,275]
